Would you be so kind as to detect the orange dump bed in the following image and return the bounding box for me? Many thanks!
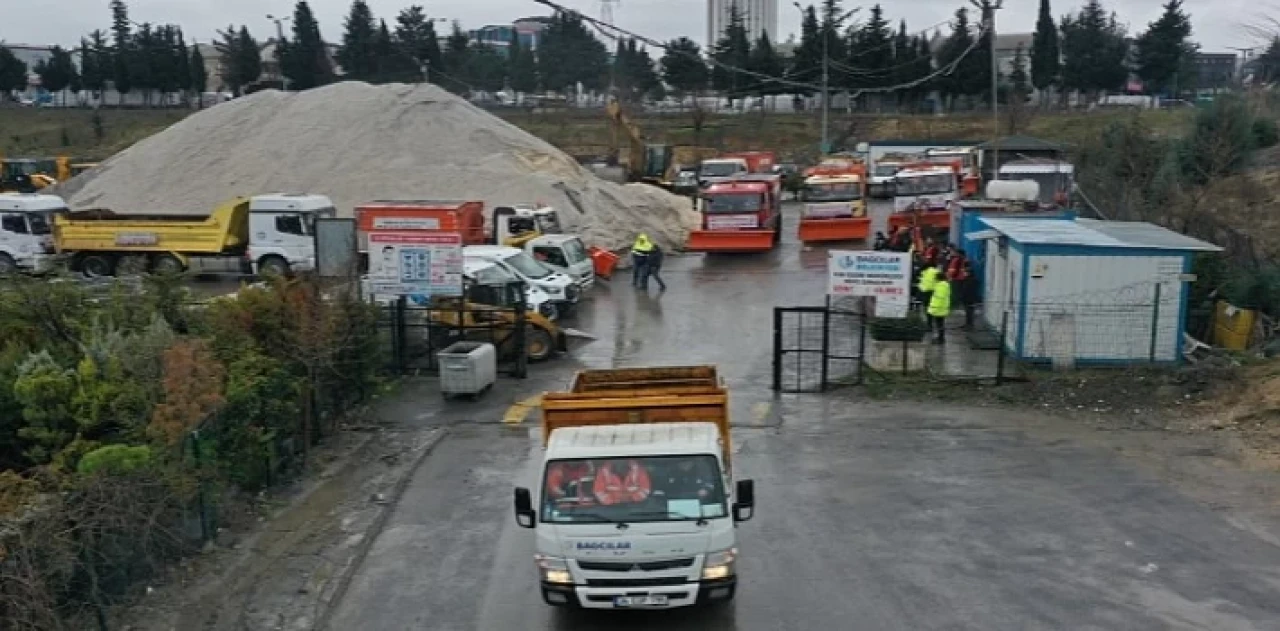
[541,366,731,465]
[354,200,486,244]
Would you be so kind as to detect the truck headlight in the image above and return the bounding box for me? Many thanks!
[701,548,737,580]
[535,554,572,584]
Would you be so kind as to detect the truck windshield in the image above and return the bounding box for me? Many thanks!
[874,165,899,178]
[27,212,53,235]
[562,238,588,264]
[705,193,762,213]
[699,162,743,178]
[896,174,954,196]
[535,213,561,234]
[803,183,862,201]
[503,252,554,280]
[541,455,727,524]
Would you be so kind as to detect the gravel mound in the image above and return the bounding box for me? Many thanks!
[56,82,699,252]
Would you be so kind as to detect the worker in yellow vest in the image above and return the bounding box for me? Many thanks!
[916,260,940,312]
[631,233,654,288]
[928,261,952,344]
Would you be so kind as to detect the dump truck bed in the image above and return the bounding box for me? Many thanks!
[54,198,249,254]
[541,366,731,466]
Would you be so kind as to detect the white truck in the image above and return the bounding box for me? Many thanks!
[0,193,63,274]
[514,366,755,610]
[464,245,582,315]
[492,205,595,291]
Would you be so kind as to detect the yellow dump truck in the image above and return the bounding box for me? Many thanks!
[514,365,755,610]
[53,194,335,277]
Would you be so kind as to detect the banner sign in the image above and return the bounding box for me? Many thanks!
[367,231,463,297]
[828,250,911,301]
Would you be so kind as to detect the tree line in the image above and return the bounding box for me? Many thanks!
[0,0,1203,106]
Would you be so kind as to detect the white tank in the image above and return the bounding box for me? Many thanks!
[985,179,1040,202]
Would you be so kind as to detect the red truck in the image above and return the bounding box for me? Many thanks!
[686,174,782,252]
[696,151,777,187]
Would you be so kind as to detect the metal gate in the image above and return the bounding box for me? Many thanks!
[771,299,866,393]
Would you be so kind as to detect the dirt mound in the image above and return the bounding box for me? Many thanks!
[55,82,699,252]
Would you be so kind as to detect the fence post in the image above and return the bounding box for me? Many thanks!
[514,281,527,379]
[1149,283,1162,363]
[996,309,1009,385]
[820,302,831,392]
[857,308,867,385]
[771,308,782,392]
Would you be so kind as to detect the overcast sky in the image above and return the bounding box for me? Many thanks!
[2,0,1270,54]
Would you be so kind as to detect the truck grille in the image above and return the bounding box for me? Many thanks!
[577,557,694,572]
[585,576,689,588]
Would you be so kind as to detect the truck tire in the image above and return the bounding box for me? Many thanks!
[151,254,185,275]
[525,326,555,362]
[80,254,116,278]
[258,255,290,277]
[0,254,16,275]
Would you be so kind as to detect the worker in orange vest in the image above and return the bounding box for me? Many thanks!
[593,459,652,505]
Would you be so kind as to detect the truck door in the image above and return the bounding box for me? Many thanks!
[268,212,311,264]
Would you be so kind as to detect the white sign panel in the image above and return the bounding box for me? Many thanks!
[706,214,759,230]
[368,231,463,297]
[803,202,851,218]
[828,251,912,302]
[874,294,910,318]
[372,216,441,230]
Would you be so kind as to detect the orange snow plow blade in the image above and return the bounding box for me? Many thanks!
[798,217,871,243]
[686,229,776,252]
[888,211,951,232]
[588,246,620,279]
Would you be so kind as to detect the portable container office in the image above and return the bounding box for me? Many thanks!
[972,217,1221,364]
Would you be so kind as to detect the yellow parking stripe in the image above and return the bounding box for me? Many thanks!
[503,394,544,425]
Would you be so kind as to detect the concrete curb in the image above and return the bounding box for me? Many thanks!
[314,427,450,631]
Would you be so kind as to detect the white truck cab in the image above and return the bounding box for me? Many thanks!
[526,234,594,290]
[514,366,755,612]
[464,245,580,312]
[697,158,749,188]
[0,193,65,274]
[246,194,336,276]
[892,166,958,213]
[360,258,558,319]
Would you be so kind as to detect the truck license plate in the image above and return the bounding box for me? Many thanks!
[613,595,668,607]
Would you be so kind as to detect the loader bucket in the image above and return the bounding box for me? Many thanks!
[588,246,620,279]
[685,229,777,253]
[798,217,871,243]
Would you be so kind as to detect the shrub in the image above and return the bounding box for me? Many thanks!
[76,444,153,475]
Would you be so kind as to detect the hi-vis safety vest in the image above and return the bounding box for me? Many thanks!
[918,267,940,293]
[593,462,652,505]
[632,235,654,254]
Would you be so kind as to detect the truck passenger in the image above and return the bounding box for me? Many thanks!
[546,460,595,502]
[658,457,717,500]
[593,459,652,505]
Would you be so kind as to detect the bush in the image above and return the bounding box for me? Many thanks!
[1253,117,1279,149]
[76,444,153,475]
[868,313,929,342]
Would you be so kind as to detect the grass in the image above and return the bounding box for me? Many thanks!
[0,103,1195,164]
[0,106,188,160]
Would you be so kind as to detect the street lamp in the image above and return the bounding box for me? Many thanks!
[266,13,292,92]
[970,0,1002,180]
[792,2,858,154]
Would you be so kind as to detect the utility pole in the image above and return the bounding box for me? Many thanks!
[793,3,858,154]
[971,0,1002,180]
[266,14,292,92]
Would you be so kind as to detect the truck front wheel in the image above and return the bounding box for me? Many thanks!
[80,254,116,278]
[151,254,185,275]
[258,255,290,277]
[0,254,16,275]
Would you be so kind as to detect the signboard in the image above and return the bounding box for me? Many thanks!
[368,231,463,297]
[372,216,441,230]
[706,214,759,230]
[829,251,912,317]
[314,217,357,278]
[802,203,851,218]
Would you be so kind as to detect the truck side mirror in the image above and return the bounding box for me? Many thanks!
[514,487,536,529]
[732,479,755,523]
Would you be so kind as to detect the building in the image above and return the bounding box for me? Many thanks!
[1191,52,1237,91]
[707,0,778,49]
[974,217,1221,365]
[470,17,550,56]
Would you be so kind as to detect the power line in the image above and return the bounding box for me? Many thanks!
[533,0,986,96]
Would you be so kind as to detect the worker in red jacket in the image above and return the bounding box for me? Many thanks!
[593,459,652,505]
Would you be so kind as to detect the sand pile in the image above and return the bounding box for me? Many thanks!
[56,82,699,252]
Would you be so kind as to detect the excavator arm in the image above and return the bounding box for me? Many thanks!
[606,98,647,182]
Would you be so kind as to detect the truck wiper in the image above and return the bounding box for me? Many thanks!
[628,510,709,526]
[564,511,626,525]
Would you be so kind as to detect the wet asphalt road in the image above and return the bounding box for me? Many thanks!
[322,203,1280,630]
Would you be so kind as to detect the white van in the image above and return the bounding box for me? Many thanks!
[0,193,64,274]
[464,245,580,314]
